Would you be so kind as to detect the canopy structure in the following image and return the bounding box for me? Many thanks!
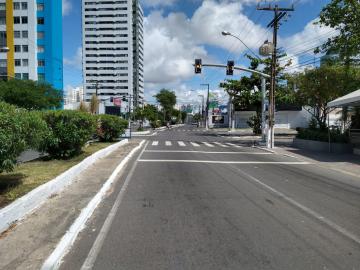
[328,89,360,107]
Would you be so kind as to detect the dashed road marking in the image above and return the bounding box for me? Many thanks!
[152,141,158,146]
[165,141,172,146]
[191,142,200,147]
[178,141,186,147]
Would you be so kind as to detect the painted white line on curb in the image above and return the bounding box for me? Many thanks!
[79,141,149,270]
[138,160,311,165]
[0,139,129,234]
[41,140,146,270]
[231,165,360,246]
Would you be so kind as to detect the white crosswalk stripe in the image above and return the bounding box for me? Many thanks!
[152,141,158,146]
[190,142,200,147]
[202,142,214,147]
[214,142,229,148]
[165,141,172,146]
[226,143,242,148]
[178,141,186,147]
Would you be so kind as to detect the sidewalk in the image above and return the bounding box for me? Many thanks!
[0,140,141,270]
[271,146,360,178]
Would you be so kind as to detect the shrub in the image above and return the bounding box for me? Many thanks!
[0,102,49,172]
[297,128,349,143]
[42,110,96,159]
[150,120,161,129]
[97,115,128,142]
[247,113,262,135]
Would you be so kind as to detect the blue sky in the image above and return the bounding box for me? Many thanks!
[62,0,333,105]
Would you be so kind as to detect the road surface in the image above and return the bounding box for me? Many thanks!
[60,125,360,270]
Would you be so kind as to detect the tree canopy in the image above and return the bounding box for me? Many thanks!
[154,89,176,120]
[0,79,62,110]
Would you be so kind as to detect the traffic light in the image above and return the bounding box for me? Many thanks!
[110,97,114,102]
[122,97,127,102]
[226,60,234,76]
[195,59,202,74]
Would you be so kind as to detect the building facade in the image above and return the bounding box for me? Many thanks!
[82,0,144,107]
[0,0,63,90]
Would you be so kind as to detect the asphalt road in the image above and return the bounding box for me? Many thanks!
[60,125,360,270]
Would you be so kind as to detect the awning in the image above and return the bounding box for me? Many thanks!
[328,89,360,107]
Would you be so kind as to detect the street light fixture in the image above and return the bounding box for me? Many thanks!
[221,31,261,60]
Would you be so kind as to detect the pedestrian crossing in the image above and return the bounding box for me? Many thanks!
[150,141,243,148]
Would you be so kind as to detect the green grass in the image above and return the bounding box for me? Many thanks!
[0,142,114,208]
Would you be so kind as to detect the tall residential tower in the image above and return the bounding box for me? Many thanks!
[0,0,63,90]
[82,0,144,107]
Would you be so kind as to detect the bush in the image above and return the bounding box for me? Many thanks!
[0,102,49,172]
[42,110,96,159]
[247,113,262,135]
[297,128,349,143]
[97,115,128,142]
[150,120,161,129]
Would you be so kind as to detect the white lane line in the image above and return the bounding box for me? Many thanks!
[226,143,243,148]
[202,142,214,148]
[144,150,272,154]
[214,142,229,148]
[138,160,311,165]
[165,141,172,146]
[232,166,360,246]
[178,141,186,147]
[152,141,158,146]
[79,143,149,270]
[190,142,200,147]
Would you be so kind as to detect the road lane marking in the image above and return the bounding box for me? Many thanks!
[152,141,158,146]
[190,142,200,147]
[202,142,214,147]
[144,150,272,154]
[231,165,360,246]
[138,160,311,165]
[214,142,229,148]
[165,141,172,146]
[79,142,149,270]
[226,143,242,148]
[178,141,186,147]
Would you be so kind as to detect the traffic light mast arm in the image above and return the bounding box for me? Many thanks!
[196,63,270,79]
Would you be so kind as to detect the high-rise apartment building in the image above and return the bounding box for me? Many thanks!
[82,0,144,107]
[0,0,63,90]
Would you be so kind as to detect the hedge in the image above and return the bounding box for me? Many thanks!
[41,110,96,159]
[97,115,128,142]
[296,128,349,144]
[0,102,49,172]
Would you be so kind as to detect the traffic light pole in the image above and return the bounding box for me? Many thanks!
[201,83,210,130]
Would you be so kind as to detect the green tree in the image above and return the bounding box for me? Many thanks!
[155,89,176,121]
[0,79,62,110]
[290,64,360,130]
[89,94,99,115]
[133,105,158,128]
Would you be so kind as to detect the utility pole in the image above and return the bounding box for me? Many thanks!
[201,83,210,130]
[257,3,294,148]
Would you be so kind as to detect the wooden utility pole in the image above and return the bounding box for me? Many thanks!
[257,3,294,148]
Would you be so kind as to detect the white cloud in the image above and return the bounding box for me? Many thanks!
[63,47,82,69]
[141,0,178,7]
[63,0,72,16]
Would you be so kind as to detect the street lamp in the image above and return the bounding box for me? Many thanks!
[221,31,261,60]
[198,94,205,127]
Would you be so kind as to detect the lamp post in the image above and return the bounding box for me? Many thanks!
[200,83,210,130]
[221,31,261,60]
[198,94,205,127]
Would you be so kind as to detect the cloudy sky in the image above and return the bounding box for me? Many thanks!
[63,0,335,105]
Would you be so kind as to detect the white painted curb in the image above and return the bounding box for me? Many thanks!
[0,139,129,234]
[41,140,145,270]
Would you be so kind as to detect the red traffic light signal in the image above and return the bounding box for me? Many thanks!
[195,59,202,74]
[227,60,234,76]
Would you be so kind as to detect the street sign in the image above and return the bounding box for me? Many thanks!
[113,97,121,107]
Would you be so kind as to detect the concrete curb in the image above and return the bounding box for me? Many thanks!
[0,139,129,234]
[41,140,146,270]
[131,130,151,136]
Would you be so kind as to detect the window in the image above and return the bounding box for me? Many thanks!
[22,59,28,67]
[38,60,45,67]
[14,45,21,52]
[37,17,44,25]
[14,17,20,24]
[22,73,29,80]
[21,17,28,24]
[37,3,44,11]
[22,31,28,38]
[15,59,21,66]
[0,3,5,10]
[0,60,7,68]
[37,31,44,39]
[22,45,28,52]
[14,31,21,38]
[38,73,45,81]
[37,45,44,53]
[0,17,5,25]
[21,2,27,10]
[15,73,21,79]
[13,2,20,10]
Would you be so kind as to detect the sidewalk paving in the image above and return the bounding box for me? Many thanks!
[0,140,141,270]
